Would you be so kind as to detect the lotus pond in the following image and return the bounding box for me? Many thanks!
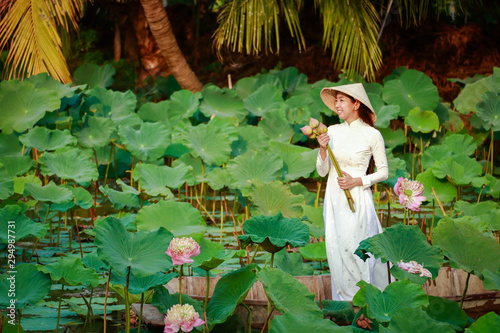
[1,65,500,332]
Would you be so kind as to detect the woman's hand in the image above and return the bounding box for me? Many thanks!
[317,133,329,149]
[337,171,362,190]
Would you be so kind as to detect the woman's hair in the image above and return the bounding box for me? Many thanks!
[345,95,375,127]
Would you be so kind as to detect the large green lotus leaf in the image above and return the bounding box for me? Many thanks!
[380,307,455,333]
[405,108,440,133]
[385,150,408,181]
[13,175,41,194]
[168,90,202,123]
[379,128,407,149]
[442,133,478,156]
[226,151,282,196]
[26,72,81,98]
[234,76,258,99]
[0,205,48,243]
[152,287,204,318]
[86,87,137,125]
[0,312,26,332]
[39,148,99,185]
[466,311,500,333]
[432,217,500,276]
[117,179,141,195]
[132,163,190,197]
[0,132,23,156]
[19,127,77,151]
[190,234,234,271]
[353,280,429,323]
[269,141,317,182]
[255,73,283,89]
[73,63,115,88]
[475,91,500,131]
[199,85,247,121]
[274,249,313,276]
[374,105,400,129]
[204,167,229,191]
[259,108,296,143]
[284,95,311,125]
[243,83,285,117]
[99,185,141,210]
[382,69,439,117]
[454,200,500,217]
[416,169,456,203]
[421,145,454,170]
[137,100,171,124]
[136,200,206,236]
[118,122,171,162]
[74,116,116,148]
[81,252,109,272]
[289,182,316,206]
[432,154,483,186]
[94,219,174,277]
[270,312,349,332]
[231,125,270,157]
[0,155,34,179]
[484,174,500,198]
[0,80,60,134]
[206,264,259,324]
[0,263,51,309]
[172,153,201,186]
[239,212,310,253]
[301,204,325,238]
[24,181,73,204]
[248,181,304,219]
[94,216,137,234]
[37,257,99,287]
[299,241,327,261]
[0,180,13,200]
[182,123,232,166]
[110,271,177,294]
[275,67,300,91]
[208,116,240,142]
[453,75,495,114]
[68,186,93,209]
[307,87,334,118]
[257,267,323,317]
[316,300,355,323]
[424,296,468,330]
[355,223,442,284]
[482,268,500,291]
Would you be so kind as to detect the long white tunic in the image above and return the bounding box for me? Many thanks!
[316,118,389,301]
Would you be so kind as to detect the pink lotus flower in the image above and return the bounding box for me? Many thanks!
[309,117,319,128]
[300,125,313,136]
[394,177,426,211]
[164,304,205,333]
[317,122,328,134]
[166,237,201,265]
[397,260,432,278]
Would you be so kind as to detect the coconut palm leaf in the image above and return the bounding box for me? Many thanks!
[0,0,84,83]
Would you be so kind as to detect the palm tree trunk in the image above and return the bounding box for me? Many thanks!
[139,0,203,92]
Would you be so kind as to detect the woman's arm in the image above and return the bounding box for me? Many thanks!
[360,130,389,189]
[316,133,331,177]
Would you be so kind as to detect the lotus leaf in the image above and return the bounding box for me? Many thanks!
[234,76,258,99]
[484,174,500,198]
[63,297,122,316]
[379,307,455,333]
[315,300,355,323]
[385,150,408,181]
[74,63,115,88]
[257,267,322,317]
[453,75,496,114]
[355,223,442,284]
[432,154,483,186]
[68,186,94,209]
[269,141,317,182]
[231,125,270,156]
[110,271,177,294]
[0,155,34,179]
[0,180,13,200]
[13,175,41,194]
[226,151,282,196]
[382,69,439,117]
[168,89,202,123]
[274,249,313,276]
[26,72,80,98]
[466,311,500,332]
[94,216,137,234]
[0,312,26,332]
[0,132,23,156]
[94,219,174,277]
[416,169,457,203]
[255,73,283,89]
[19,127,77,151]
[0,80,60,134]
[0,205,48,243]
[204,167,229,191]
[374,105,400,129]
[379,128,407,148]
[475,91,500,131]
[152,287,204,317]
[132,163,190,197]
[353,280,428,323]
[442,133,478,156]
[301,204,325,238]
[24,181,73,204]
[259,109,300,143]
[424,296,468,330]
[172,153,202,186]
[117,179,141,195]
[118,122,171,162]
[275,67,300,91]
[191,234,234,271]
[0,264,51,309]
[482,268,500,291]
[288,182,316,205]
[243,84,285,117]
[307,87,334,118]
[199,85,247,121]
[248,181,304,218]
[37,257,99,287]
[74,116,116,148]
[239,212,310,253]
[208,116,239,141]
[432,217,500,277]
[269,312,348,332]
[206,264,259,324]
[421,145,454,170]
[299,241,327,261]
[81,253,109,272]
[99,185,142,210]
[405,108,440,133]
[86,87,137,124]
[136,200,206,236]
[137,100,171,124]
[182,123,232,166]
[284,95,311,125]
[39,148,98,185]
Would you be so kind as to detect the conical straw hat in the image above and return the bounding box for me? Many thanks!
[320,83,377,124]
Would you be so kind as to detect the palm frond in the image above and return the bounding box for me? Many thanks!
[396,0,431,27]
[213,0,304,58]
[316,0,382,82]
[0,0,84,83]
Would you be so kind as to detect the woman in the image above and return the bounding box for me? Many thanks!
[316,83,389,301]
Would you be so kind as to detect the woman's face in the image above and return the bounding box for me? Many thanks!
[335,92,359,124]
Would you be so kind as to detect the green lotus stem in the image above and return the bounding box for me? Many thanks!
[326,144,355,212]
[249,245,260,264]
[103,268,111,333]
[138,293,144,333]
[29,203,51,260]
[113,145,118,180]
[219,191,224,244]
[270,253,275,269]
[241,301,252,333]
[130,156,136,188]
[125,267,131,333]
[17,309,22,333]
[490,129,494,175]
[289,125,294,143]
[314,181,322,208]
[204,270,210,313]
[459,272,471,309]
[55,284,63,333]
[179,264,183,305]
[420,135,424,173]
[104,144,113,186]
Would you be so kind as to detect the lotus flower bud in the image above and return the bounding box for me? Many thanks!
[309,117,319,129]
[300,125,313,137]
[317,123,328,135]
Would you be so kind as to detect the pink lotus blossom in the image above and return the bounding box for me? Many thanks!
[309,117,319,128]
[166,237,201,265]
[397,260,432,278]
[317,123,328,134]
[164,304,205,333]
[300,125,313,136]
[394,177,426,211]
